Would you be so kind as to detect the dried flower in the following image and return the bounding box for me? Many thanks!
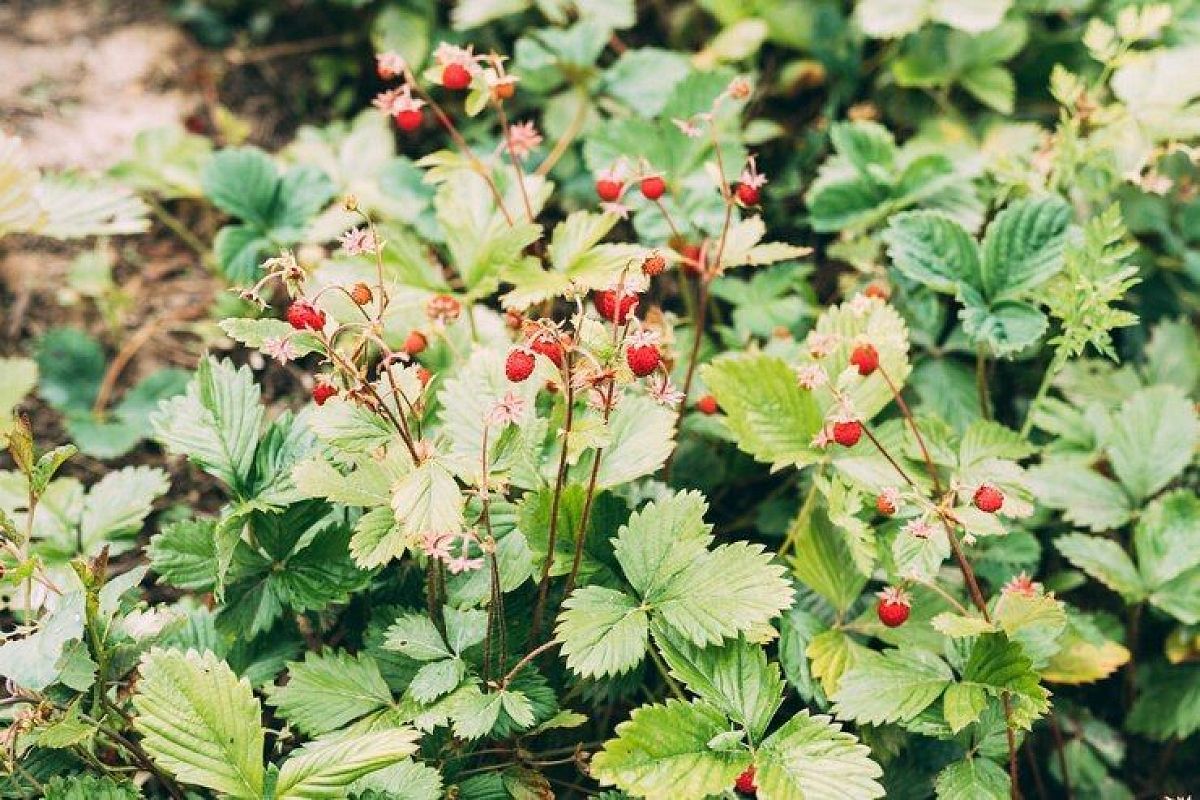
[339,227,378,256]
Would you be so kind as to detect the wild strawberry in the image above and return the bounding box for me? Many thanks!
[864,282,890,300]
[350,282,373,306]
[640,175,666,201]
[849,343,879,376]
[492,81,516,101]
[626,342,661,377]
[734,766,757,795]
[593,289,638,324]
[442,62,472,90]
[286,301,326,331]
[596,176,624,202]
[395,108,423,132]
[404,331,427,356]
[416,367,432,387]
[505,348,535,382]
[642,251,666,277]
[529,334,564,367]
[696,394,719,415]
[876,587,912,628]
[973,484,1004,514]
[876,493,896,516]
[673,240,703,275]
[735,183,760,205]
[833,420,862,447]
[312,381,338,406]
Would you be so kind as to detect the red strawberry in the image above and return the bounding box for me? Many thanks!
[312,381,337,406]
[973,484,1004,514]
[876,493,896,516]
[529,334,564,367]
[404,331,427,356]
[674,240,703,275]
[850,343,879,376]
[734,765,757,795]
[736,183,760,205]
[417,367,432,387]
[506,348,535,382]
[596,177,624,202]
[442,63,472,90]
[286,301,326,331]
[640,175,666,201]
[642,251,666,277]
[395,108,423,132]
[877,588,911,628]
[593,289,638,323]
[626,343,661,377]
[833,420,862,447]
[696,394,718,415]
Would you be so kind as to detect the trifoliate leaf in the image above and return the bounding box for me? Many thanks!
[555,586,649,679]
[266,651,392,736]
[1103,385,1198,503]
[1055,534,1145,603]
[754,710,885,800]
[961,633,1051,729]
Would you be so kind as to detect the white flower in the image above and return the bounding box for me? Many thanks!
[261,336,298,364]
[795,363,828,390]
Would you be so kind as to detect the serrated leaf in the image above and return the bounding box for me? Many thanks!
[555,586,649,679]
[806,629,864,697]
[884,211,981,294]
[275,729,420,799]
[961,633,1051,729]
[1103,385,1198,503]
[979,195,1071,300]
[1041,612,1129,685]
[790,507,868,615]
[934,757,1010,800]
[942,684,989,733]
[266,651,392,736]
[1027,461,1132,531]
[1126,662,1200,742]
[832,648,953,725]
[148,519,218,591]
[1055,534,1145,603]
[754,711,885,800]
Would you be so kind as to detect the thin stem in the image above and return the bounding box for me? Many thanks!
[662,276,709,481]
[878,363,941,494]
[910,575,971,616]
[563,380,615,597]
[648,645,685,701]
[530,370,576,641]
[494,100,535,223]
[535,87,588,178]
[500,640,560,688]
[144,195,215,268]
[1048,711,1074,800]
[1020,350,1065,439]
[976,345,992,420]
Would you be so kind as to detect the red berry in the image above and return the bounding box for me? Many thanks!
[833,420,862,447]
[596,177,624,202]
[640,175,666,201]
[442,63,472,90]
[395,108,423,132]
[593,289,638,323]
[736,183,760,205]
[312,381,337,406]
[626,343,661,377]
[286,301,326,331]
[642,251,666,277]
[734,766,757,795]
[350,282,373,306]
[675,241,703,275]
[506,348,535,382]
[876,494,895,516]
[404,331,427,356]
[417,367,432,387]
[877,596,911,628]
[973,484,1004,514]
[529,334,564,367]
[849,343,879,376]
[696,394,719,415]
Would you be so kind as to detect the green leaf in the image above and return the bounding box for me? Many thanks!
[591,699,751,800]
[1028,461,1132,531]
[555,586,649,679]
[591,395,676,489]
[612,490,711,602]
[0,591,87,691]
[992,593,1069,668]
[789,507,868,615]
[701,354,823,470]
[266,651,393,736]
[934,757,1010,800]
[151,357,263,492]
[390,460,465,553]
[1134,490,1200,623]
[0,356,37,443]
[1145,316,1200,394]
[213,225,271,283]
[831,648,953,725]
[275,729,420,799]
[386,611,454,661]
[79,465,169,547]
[1055,533,1145,603]
[961,298,1048,356]
[448,687,505,740]
[133,648,265,798]
[979,195,1072,300]
[148,519,219,591]
[202,147,280,228]
[42,775,141,800]
[829,121,896,176]
[604,47,690,117]
[960,65,1015,113]
[883,211,981,294]
[36,327,105,413]
[942,684,989,733]
[754,711,885,800]
[961,633,1051,729]
[1127,662,1200,742]
[307,397,396,454]
[1103,385,1198,503]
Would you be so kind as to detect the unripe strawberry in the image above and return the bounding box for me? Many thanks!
[626,343,661,377]
[876,493,896,516]
[849,343,879,376]
[596,176,624,202]
[442,63,472,90]
[640,175,666,201]
[833,420,862,447]
[506,348,535,382]
[417,367,432,387]
[529,334,564,367]
[312,381,338,406]
[734,766,757,795]
[395,108,423,132]
[973,484,1004,514]
[876,588,911,628]
[492,81,516,101]
[404,331,427,356]
[642,251,666,277]
[696,394,719,415]
[736,183,760,205]
[864,282,890,300]
[350,282,373,305]
[286,301,326,331]
[593,289,638,323]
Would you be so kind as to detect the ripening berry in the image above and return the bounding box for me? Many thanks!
[850,343,879,376]
[736,183,760,205]
[973,484,1004,514]
[833,420,862,447]
[506,348,535,382]
[529,334,564,368]
[404,331,427,356]
[876,590,911,628]
[734,766,757,795]
[640,175,666,201]
[626,343,661,377]
[442,63,472,90]
[674,240,703,275]
[395,108,423,132]
[417,367,432,387]
[596,176,624,202]
[426,294,462,324]
[492,81,516,101]
[642,251,666,277]
[312,381,338,406]
[593,289,638,323]
[876,493,896,516]
[286,301,326,331]
[864,282,890,300]
[350,282,373,306]
[696,394,719,415]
